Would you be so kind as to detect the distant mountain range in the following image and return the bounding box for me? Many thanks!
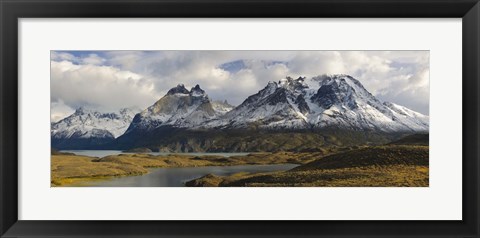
[51,107,139,149]
[51,74,429,151]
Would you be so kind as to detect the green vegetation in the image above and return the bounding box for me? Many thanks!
[388,133,429,146]
[122,147,153,153]
[292,145,428,171]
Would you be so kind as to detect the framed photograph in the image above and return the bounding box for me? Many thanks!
[1,0,479,237]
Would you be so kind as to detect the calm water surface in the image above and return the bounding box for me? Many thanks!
[60,150,295,187]
[79,164,298,187]
[60,150,250,158]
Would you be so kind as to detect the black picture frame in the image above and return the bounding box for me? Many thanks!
[1,0,479,237]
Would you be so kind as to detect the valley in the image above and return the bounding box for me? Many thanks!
[51,133,428,187]
[51,74,429,187]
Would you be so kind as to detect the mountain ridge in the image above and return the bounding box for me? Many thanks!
[196,74,428,132]
[52,74,429,150]
[51,107,139,149]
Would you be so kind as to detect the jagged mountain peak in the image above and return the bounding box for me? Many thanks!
[167,84,189,95]
[238,77,309,103]
[310,74,381,110]
[212,100,235,114]
[124,83,217,132]
[51,107,139,149]
[279,76,308,89]
[212,99,235,108]
[71,107,112,120]
[119,107,139,115]
[313,74,367,93]
[190,84,206,97]
[265,81,278,90]
[166,83,207,98]
[207,76,312,129]
[303,74,429,131]
[313,74,367,92]
[261,76,310,94]
[74,106,93,115]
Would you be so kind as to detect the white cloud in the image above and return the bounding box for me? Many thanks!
[51,60,159,113]
[81,54,106,65]
[51,51,79,63]
[288,51,346,76]
[50,100,75,122]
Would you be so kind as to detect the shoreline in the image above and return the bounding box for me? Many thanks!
[52,145,429,187]
[51,152,318,186]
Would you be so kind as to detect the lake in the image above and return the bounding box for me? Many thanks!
[75,164,298,187]
[60,150,251,158]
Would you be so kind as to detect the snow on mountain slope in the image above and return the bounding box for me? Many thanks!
[203,77,312,129]
[53,75,429,151]
[305,74,429,132]
[51,107,139,140]
[124,84,217,133]
[201,74,429,132]
[113,74,429,138]
[383,101,429,131]
[211,100,235,114]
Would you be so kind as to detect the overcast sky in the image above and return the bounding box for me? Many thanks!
[50,50,429,122]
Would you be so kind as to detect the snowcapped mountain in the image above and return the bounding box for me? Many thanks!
[382,101,429,131]
[200,75,428,132]
[211,100,235,114]
[51,107,139,149]
[121,75,428,134]
[53,74,429,150]
[203,77,312,129]
[124,84,219,133]
[305,74,429,131]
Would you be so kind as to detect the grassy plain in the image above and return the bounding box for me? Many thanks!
[186,145,429,187]
[52,134,429,187]
[51,151,329,186]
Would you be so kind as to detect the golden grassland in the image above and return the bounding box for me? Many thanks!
[51,155,147,186]
[186,145,429,187]
[51,151,329,186]
[186,165,429,187]
[52,145,429,187]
